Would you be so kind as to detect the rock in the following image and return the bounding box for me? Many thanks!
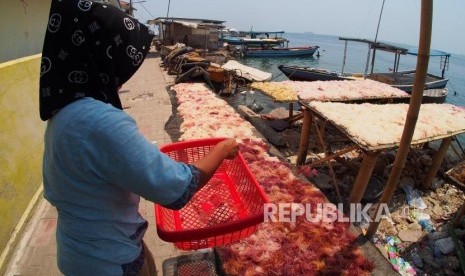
[384,151,397,163]
[408,222,422,231]
[378,219,398,237]
[432,204,444,216]
[428,231,449,241]
[373,154,390,174]
[445,268,458,275]
[454,228,465,238]
[420,154,433,166]
[312,172,333,189]
[391,211,405,225]
[410,251,424,268]
[335,166,349,174]
[426,197,440,207]
[435,237,455,254]
[384,164,393,179]
[432,178,445,189]
[398,229,423,242]
[444,256,461,271]
[399,176,415,187]
[419,247,437,268]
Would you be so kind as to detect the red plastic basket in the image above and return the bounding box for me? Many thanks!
[155,138,268,250]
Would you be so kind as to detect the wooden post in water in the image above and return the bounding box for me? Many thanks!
[366,0,433,239]
[341,40,348,75]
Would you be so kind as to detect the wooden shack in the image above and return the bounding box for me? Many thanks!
[150,17,225,51]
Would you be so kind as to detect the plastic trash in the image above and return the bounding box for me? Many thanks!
[410,210,430,221]
[385,236,417,275]
[418,219,436,233]
[401,185,427,209]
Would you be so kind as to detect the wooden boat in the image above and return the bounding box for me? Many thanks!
[242,46,319,58]
[277,65,354,81]
[370,69,449,92]
[221,37,286,47]
[220,31,288,48]
[422,88,448,104]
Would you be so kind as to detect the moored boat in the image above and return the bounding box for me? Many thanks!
[243,46,320,58]
[421,88,448,104]
[220,31,288,47]
[370,69,449,92]
[278,65,354,81]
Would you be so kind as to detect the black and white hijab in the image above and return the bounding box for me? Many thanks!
[40,0,153,121]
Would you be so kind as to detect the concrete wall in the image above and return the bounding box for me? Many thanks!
[1,0,51,63]
[0,55,46,270]
[0,0,49,272]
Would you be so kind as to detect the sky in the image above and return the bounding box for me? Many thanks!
[132,0,465,56]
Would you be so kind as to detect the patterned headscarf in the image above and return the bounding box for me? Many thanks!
[39,0,153,120]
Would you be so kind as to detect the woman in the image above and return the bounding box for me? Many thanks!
[40,1,238,275]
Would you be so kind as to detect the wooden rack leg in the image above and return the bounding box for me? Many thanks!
[288,103,294,119]
[296,108,312,165]
[349,152,378,204]
[422,137,452,190]
[313,119,342,203]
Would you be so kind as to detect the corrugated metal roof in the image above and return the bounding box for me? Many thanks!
[149,17,225,25]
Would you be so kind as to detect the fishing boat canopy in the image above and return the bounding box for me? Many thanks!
[407,48,451,57]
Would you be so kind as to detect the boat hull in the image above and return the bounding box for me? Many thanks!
[278,65,352,81]
[278,66,448,103]
[243,47,319,58]
[418,88,448,104]
[370,70,448,92]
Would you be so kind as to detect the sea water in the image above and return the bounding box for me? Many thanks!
[239,32,465,105]
[232,32,465,142]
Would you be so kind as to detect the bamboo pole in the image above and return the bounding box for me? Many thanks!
[366,0,433,239]
[296,107,313,165]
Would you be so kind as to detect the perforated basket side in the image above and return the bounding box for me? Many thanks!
[155,138,268,250]
[162,250,219,276]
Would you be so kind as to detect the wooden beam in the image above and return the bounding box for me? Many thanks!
[296,107,313,165]
[349,151,378,204]
[422,136,452,189]
[308,146,359,168]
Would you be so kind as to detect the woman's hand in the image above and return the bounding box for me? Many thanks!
[193,138,239,188]
[216,138,239,159]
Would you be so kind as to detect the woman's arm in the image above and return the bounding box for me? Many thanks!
[193,138,239,190]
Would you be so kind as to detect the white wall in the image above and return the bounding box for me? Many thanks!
[0,0,51,63]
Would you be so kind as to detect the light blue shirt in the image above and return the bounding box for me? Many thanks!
[43,97,193,275]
